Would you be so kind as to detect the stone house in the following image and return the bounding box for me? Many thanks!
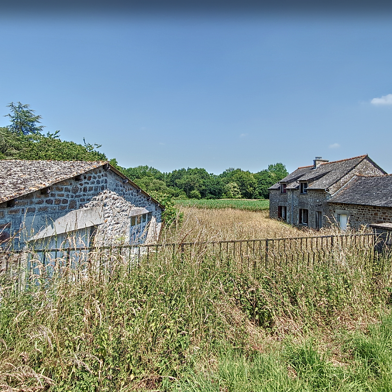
[0,160,164,250]
[269,155,388,230]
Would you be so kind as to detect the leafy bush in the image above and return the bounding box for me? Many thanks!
[189,189,201,199]
[0,128,106,161]
[224,182,242,199]
[150,192,184,226]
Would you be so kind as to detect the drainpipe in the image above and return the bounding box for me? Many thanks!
[291,189,294,225]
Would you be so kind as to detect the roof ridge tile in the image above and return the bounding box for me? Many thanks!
[319,154,367,166]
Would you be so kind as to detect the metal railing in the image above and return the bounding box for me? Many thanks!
[0,232,383,291]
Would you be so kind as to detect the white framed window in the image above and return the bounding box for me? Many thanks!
[300,183,308,194]
[280,184,287,194]
[337,213,348,230]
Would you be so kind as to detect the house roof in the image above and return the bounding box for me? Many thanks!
[328,175,392,208]
[269,155,384,191]
[0,160,162,208]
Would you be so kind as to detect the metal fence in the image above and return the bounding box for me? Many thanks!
[0,232,384,291]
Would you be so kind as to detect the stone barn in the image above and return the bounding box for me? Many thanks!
[0,160,164,250]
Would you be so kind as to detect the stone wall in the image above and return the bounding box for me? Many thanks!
[270,188,328,229]
[0,166,163,249]
[328,203,392,230]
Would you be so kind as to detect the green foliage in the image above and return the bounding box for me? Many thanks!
[122,165,165,182]
[0,127,20,159]
[177,315,392,392]
[254,162,289,199]
[1,103,106,161]
[175,199,269,211]
[5,102,45,135]
[223,182,242,199]
[189,189,201,199]
[113,162,288,201]
[226,170,258,199]
[150,192,184,226]
[15,132,106,161]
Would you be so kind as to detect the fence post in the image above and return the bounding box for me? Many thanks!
[265,239,269,270]
[181,244,185,263]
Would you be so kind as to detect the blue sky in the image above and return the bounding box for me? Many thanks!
[1,4,392,174]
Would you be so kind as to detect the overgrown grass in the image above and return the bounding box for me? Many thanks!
[176,316,392,391]
[0,236,391,390]
[175,199,270,211]
[164,207,301,243]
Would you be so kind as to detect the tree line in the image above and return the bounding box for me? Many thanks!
[1,102,288,199]
[110,161,287,199]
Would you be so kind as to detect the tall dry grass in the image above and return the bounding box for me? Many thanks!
[162,207,366,244]
[162,208,299,244]
[0,207,389,391]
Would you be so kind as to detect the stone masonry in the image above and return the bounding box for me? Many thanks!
[0,163,163,249]
[269,155,387,230]
[327,203,392,230]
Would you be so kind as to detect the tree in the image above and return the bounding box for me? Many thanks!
[0,127,20,159]
[123,165,164,181]
[5,102,44,135]
[267,163,288,180]
[231,171,257,199]
[254,163,288,199]
[16,132,107,161]
[224,182,242,199]
[204,175,224,199]
[189,189,201,199]
[254,170,273,199]
[220,168,257,199]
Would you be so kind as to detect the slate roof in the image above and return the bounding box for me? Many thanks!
[269,155,384,191]
[268,166,312,190]
[0,160,106,204]
[0,160,163,208]
[328,175,392,208]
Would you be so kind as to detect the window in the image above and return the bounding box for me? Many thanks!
[300,182,308,194]
[278,206,287,221]
[315,211,323,230]
[280,184,287,194]
[130,213,151,245]
[337,214,348,230]
[299,209,308,225]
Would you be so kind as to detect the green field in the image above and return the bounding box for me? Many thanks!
[175,198,270,211]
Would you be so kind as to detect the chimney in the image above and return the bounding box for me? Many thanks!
[313,157,329,168]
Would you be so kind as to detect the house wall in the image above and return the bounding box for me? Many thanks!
[0,166,162,249]
[270,188,328,229]
[327,203,392,230]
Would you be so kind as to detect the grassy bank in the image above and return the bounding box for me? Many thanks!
[0,235,391,390]
[174,199,269,211]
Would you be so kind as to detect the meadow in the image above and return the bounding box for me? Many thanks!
[164,205,350,243]
[174,198,270,211]
[0,207,390,391]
